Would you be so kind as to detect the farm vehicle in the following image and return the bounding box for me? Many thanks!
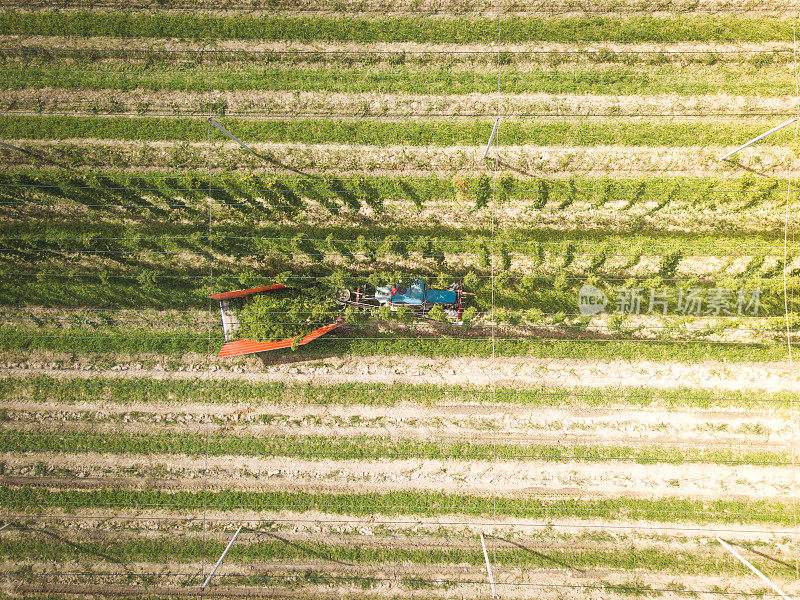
[210,278,467,357]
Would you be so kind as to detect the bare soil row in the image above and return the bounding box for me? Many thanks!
[1,36,793,54]
[2,538,798,600]
[2,452,795,499]
[6,89,795,118]
[4,400,789,446]
[18,505,800,543]
[6,573,777,600]
[5,353,800,392]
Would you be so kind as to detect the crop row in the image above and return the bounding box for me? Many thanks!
[5,258,799,330]
[0,429,787,464]
[3,115,795,148]
[6,91,796,122]
[1,487,794,524]
[0,12,794,43]
[4,228,798,333]
[6,317,798,360]
[3,215,793,265]
[3,235,798,323]
[2,170,792,222]
[6,65,798,97]
[0,532,790,579]
[0,0,789,13]
[2,236,792,270]
[2,376,794,410]
[0,270,209,309]
[6,405,784,438]
[5,141,793,186]
[4,253,797,313]
[0,324,793,361]
[3,206,797,309]
[0,326,216,354]
[3,224,793,275]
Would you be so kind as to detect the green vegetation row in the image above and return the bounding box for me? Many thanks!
[5,170,798,323]
[3,169,791,224]
[2,232,793,267]
[4,257,798,323]
[6,64,799,97]
[1,429,786,465]
[0,532,787,579]
[3,199,794,280]
[1,44,793,95]
[0,12,794,42]
[2,376,794,411]
[0,326,217,354]
[3,115,795,147]
[0,323,793,361]
[4,250,797,318]
[0,270,207,309]
[5,215,795,281]
[4,260,797,315]
[4,221,794,278]
[2,487,794,525]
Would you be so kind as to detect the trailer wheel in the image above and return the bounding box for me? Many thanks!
[336,289,351,303]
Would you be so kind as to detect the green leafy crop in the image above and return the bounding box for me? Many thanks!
[236,283,340,342]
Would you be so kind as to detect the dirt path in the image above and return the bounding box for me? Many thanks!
[1,521,776,556]
[2,451,796,499]
[5,354,800,392]
[9,89,794,119]
[6,559,800,600]
[5,400,791,447]
[4,138,796,183]
[24,505,800,542]
[1,36,792,54]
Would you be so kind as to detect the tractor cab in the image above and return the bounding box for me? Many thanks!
[375,278,458,308]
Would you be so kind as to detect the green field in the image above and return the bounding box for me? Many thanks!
[1,3,799,599]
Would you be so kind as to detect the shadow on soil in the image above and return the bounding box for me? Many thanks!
[256,531,353,566]
[488,534,587,574]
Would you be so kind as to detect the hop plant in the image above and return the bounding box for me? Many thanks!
[427,304,446,322]
[474,174,492,210]
[461,306,478,327]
